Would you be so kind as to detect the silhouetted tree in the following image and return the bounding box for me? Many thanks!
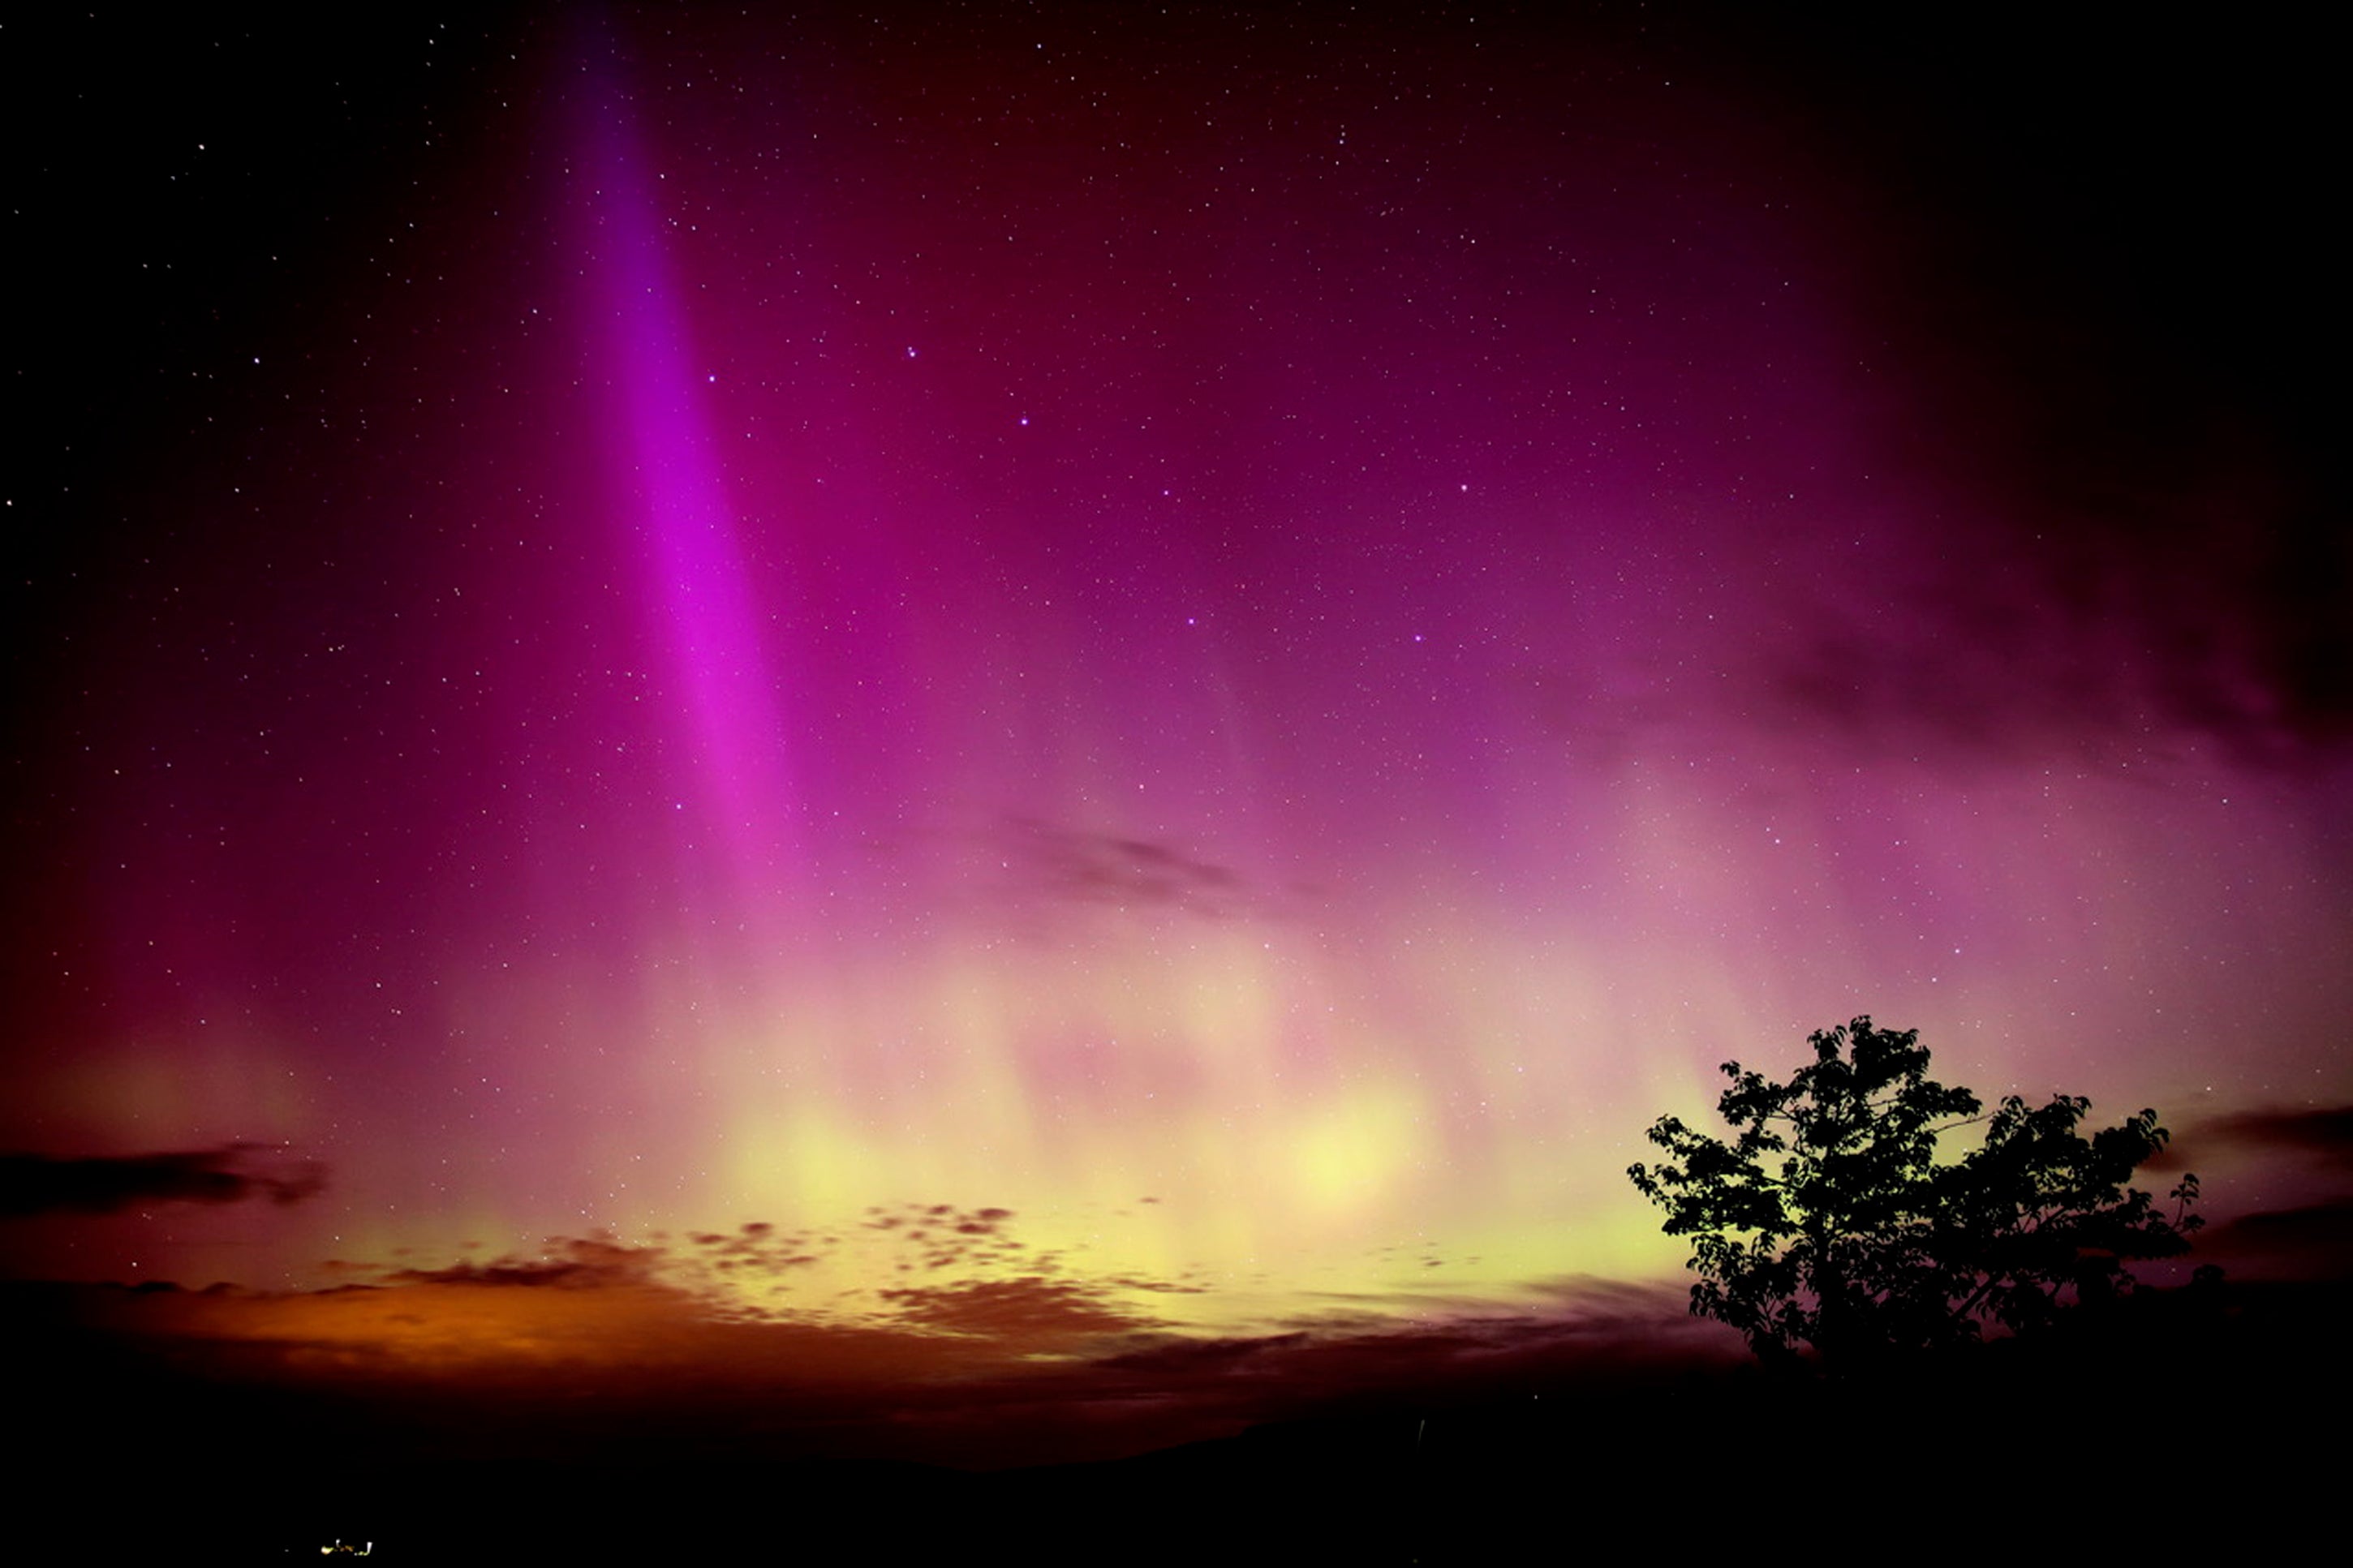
[1628,1016,2204,1369]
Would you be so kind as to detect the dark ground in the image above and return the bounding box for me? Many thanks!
[15,1276,2341,1562]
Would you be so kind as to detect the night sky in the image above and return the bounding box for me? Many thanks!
[6,0,2347,1523]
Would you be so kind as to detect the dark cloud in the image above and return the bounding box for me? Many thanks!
[1762,533,2351,774]
[1057,1282,1744,1438]
[0,1145,325,1218]
[1096,1330,1312,1377]
[2185,1202,2353,1282]
[858,1201,1029,1273]
[1736,7,2343,767]
[996,817,1247,917]
[682,1222,831,1276]
[2188,1106,2353,1166]
[877,1275,1165,1345]
[379,1235,665,1290]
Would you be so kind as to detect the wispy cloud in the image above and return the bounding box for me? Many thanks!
[993,817,1248,917]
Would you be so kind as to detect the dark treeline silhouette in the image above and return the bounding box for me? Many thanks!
[1630,1016,2209,1373]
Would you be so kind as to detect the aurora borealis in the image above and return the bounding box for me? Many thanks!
[6,2,2347,1529]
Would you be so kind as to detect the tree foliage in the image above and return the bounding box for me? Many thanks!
[1627,1017,2204,1368]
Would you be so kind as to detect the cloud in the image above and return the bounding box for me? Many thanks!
[0,1145,325,1218]
[1764,464,2351,771]
[858,1201,1031,1274]
[1,1202,1739,1484]
[377,1235,666,1290]
[995,817,1247,917]
[2190,1201,2353,1282]
[2187,1106,2353,1166]
[679,1222,833,1278]
[9,1222,1714,1422]
[877,1275,1168,1349]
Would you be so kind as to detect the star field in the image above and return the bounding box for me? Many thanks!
[6,2,2345,1372]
